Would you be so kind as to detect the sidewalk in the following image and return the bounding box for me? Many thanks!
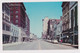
[45,40,78,48]
[60,43,78,48]
[60,43,71,46]
[3,42,27,47]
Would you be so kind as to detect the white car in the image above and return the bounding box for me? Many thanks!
[52,40,58,44]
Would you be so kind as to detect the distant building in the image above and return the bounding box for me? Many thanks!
[56,17,62,42]
[42,17,49,39]
[2,3,11,44]
[53,19,61,40]
[30,33,37,40]
[47,19,55,40]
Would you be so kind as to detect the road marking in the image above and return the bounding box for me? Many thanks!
[38,40,41,50]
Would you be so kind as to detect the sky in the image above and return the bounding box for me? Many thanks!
[24,2,62,38]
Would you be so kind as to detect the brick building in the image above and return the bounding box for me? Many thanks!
[9,3,26,28]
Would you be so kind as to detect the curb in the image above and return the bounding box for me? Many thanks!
[45,40,78,48]
[3,42,23,47]
[60,43,78,48]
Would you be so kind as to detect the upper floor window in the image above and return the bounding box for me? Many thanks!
[16,20,18,23]
[11,15,13,18]
[3,24,5,30]
[10,11,13,14]
[16,15,18,18]
[5,15,9,21]
[6,25,10,31]
[15,11,18,14]
[15,7,18,9]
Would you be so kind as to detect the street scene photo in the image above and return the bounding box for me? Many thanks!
[2,1,78,50]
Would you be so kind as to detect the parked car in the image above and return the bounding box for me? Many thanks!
[52,39,58,44]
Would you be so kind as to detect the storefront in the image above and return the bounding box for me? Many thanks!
[3,34,10,44]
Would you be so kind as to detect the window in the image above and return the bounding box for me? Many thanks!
[5,15,9,22]
[15,11,18,14]
[11,15,13,18]
[16,15,18,18]
[3,24,5,30]
[16,20,18,23]
[15,7,18,9]
[6,25,10,31]
[11,11,13,14]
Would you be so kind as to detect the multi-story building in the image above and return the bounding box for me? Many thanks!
[62,2,70,43]
[9,3,26,28]
[69,2,78,45]
[9,2,30,42]
[56,17,62,42]
[42,17,49,39]
[62,2,78,45]
[54,19,61,41]
[2,3,11,44]
[47,19,55,40]
[25,13,30,40]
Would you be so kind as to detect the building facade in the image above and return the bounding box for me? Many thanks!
[9,2,30,42]
[56,17,62,42]
[42,17,49,39]
[9,3,26,28]
[62,2,70,43]
[69,2,78,45]
[25,13,30,40]
[10,24,20,42]
[2,3,11,44]
[47,19,55,40]
[62,2,78,45]
[54,19,61,41]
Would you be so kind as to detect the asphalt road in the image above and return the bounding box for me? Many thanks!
[3,39,77,50]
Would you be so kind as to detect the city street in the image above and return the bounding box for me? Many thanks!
[3,39,77,50]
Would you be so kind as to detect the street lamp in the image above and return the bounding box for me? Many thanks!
[67,36,69,43]
[67,36,69,38]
